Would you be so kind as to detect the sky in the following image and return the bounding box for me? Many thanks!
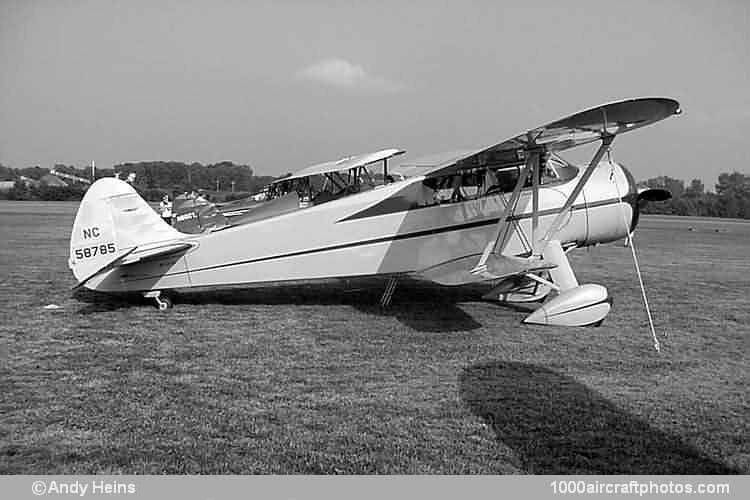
[0,0,747,185]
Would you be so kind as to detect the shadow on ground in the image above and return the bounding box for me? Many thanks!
[460,361,737,474]
[349,279,486,332]
[73,278,491,331]
[353,303,483,333]
[73,289,149,314]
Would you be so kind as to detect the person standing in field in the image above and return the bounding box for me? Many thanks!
[160,195,173,225]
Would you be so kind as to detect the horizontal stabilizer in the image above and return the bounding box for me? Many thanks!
[73,241,194,290]
[72,248,137,290]
[119,241,194,265]
[419,253,555,286]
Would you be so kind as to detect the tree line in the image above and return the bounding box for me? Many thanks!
[0,161,281,202]
[639,172,750,219]
[1,162,749,219]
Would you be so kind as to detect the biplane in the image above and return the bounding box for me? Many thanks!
[69,97,680,327]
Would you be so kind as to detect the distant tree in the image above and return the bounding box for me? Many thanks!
[694,192,721,217]
[638,171,750,219]
[715,172,748,196]
[715,172,749,218]
[112,160,266,194]
[6,180,30,200]
[0,164,16,181]
[17,166,48,180]
[685,178,704,197]
[249,175,279,193]
[641,176,685,198]
[0,161,246,200]
[33,184,86,201]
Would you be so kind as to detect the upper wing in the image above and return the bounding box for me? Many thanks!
[276,148,405,183]
[395,97,681,179]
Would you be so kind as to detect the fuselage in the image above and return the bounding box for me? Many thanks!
[86,160,637,293]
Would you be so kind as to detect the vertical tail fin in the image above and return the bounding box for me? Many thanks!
[69,178,182,283]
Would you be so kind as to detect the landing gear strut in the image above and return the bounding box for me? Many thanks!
[522,240,610,326]
[144,290,173,311]
[380,277,398,307]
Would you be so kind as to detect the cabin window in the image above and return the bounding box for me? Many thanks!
[424,167,520,206]
[419,156,578,208]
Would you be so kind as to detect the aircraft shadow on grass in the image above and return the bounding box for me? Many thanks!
[73,288,146,314]
[73,279,488,332]
[459,361,737,474]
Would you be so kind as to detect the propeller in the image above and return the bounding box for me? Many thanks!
[622,187,672,247]
[637,187,671,202]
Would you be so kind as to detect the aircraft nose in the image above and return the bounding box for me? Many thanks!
[618,164,640,233]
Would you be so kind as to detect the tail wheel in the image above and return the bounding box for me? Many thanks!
[145,291,173,310]
[156,295,173,311]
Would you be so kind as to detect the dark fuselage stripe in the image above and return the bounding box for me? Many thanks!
[124,197,625,283]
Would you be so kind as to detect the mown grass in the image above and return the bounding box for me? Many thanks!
[0,203,747,473]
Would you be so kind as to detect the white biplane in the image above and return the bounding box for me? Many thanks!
[69,97,679,327]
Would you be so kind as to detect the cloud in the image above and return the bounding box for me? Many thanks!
[297,58,403,93]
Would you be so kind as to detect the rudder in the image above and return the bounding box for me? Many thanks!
[69,178,182,283]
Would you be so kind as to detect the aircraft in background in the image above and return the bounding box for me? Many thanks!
[68,97,679,328]
[169,149,406,233]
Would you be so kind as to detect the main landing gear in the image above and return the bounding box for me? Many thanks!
[484,241,612,327]
[144,290,173,310]
[522,240,611,327]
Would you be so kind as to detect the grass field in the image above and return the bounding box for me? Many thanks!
[0,201,748,474]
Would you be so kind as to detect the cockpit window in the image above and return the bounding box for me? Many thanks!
[420,154,578,206]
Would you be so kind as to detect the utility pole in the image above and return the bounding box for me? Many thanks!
[231,180,235,193]
[216,178,220,192]
[91,160,96,181]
